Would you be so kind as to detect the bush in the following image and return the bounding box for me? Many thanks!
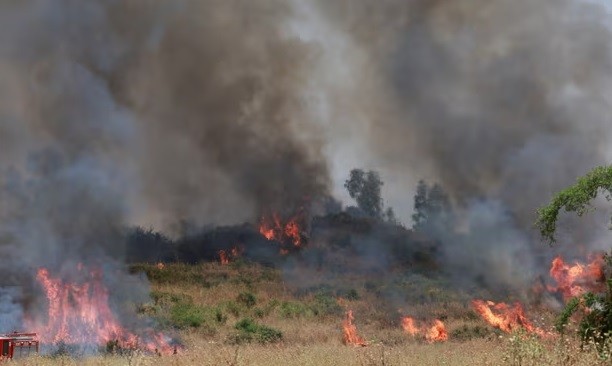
[171,303,207,328]
[312,293,343,316]
[450,325,492,341]
[555,253,611,355]
[233,318,283,344]
[279,301,314,318]
[237,292,257,308]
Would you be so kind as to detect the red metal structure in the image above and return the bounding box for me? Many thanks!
[0,332,39,360]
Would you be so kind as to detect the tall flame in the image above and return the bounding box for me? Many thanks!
[342,310,367,347]
[548,254,605,301]
[29,266,174,354]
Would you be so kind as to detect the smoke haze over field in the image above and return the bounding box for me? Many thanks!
[0,0,611,291]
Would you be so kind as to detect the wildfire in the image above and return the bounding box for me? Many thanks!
[218,246,244,265]
[425,320,448,343]
[401,316,448,342]
[29,266,174,354]
[218,250,229,265]
[342,310,367,347]
[401,316,419,336]
[472,300,546,336]
[548,254,605,301]
[258,212,305,253]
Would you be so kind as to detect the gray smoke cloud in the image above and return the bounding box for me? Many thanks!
[0,0,611,308]
[302,0,612,292]
[0,0,330,338]
[313,0,612,224]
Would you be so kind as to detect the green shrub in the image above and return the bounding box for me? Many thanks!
[344,289,361,301]
[502,330,546,366]
[237,292,257,308]
[450,325,492,341]
[554,253,611,355]
[233,318,282,344]
[170,303,207,328]
[130,263,207,285]
[279,301,314,318]
[223,300,245,317]
[312,293,342,316]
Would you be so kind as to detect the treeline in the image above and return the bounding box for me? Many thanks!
[125,169,453,276]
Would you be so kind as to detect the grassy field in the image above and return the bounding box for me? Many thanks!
[13,262,610,366]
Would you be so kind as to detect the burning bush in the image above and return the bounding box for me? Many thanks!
[537,166,612,353]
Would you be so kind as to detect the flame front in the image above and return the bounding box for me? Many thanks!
[401,316,447,342]
[472,300,546,336]
[30,266,174,354]
[548,254,605,301]
[342,310,367,347]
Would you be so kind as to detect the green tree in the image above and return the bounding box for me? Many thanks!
[412,180,428,227]
[412,180,453,233]
[536,166,612,244]
[344,169,384,218]
[536,166,612,353]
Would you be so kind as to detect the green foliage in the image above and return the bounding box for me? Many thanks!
[537,167,612,354]
[502,330,546,366]
[232,318,283,344]
[555,296,581,334]
[170,302,207,328]
[554,254,612,355]
[343,288,361,301]
[223,300,245,317]
[236,292,257,308]
[129,263,215,286]
[450,325,492,341]
[312,293,343,316]
[412,180,453,233]
[344,169,385,219]
[536,166,612,244]
[279,301,314,318]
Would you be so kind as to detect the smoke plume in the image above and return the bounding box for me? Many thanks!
[1,0,611,320]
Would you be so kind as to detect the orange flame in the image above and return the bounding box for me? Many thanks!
[425,319,448,343]
[401,316,448,342]
[218,246,244,265]
[342,310,367,347]
[548,254,605,301]
[29,266,174,354]
[259,213,304,253]
[156,262,165,270]
[472,300,546,336]
[218,250,229,265]
[401,316,420,336]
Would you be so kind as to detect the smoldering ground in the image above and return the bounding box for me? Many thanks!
[0,0,611,326]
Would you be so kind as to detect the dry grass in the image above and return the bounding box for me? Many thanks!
[12,263,610,365]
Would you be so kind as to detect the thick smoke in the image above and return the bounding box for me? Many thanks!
[303,0,612,292]
[315,0,612,224]
[0,0,611,323]
[0,0,330,337]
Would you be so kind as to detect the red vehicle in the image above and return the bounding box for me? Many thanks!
[0,332,39,360]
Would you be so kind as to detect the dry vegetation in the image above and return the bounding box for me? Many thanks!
[12,262,611,366]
